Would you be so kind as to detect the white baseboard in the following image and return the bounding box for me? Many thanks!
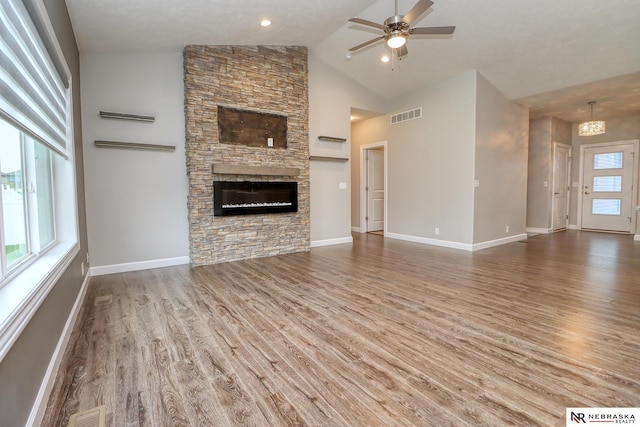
[386,232,473,251]
[90,256,190,276]
[568,224,580,230]
[26,271,91,427]
[635,234,640,241]
[386,232,528,251]
[471,234,528,251]
[311,236,353,248]
[351,226,362,233]
[526,227,551,234]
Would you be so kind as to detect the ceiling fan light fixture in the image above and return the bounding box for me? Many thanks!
[386,32,406,49]
[578,101,606,136]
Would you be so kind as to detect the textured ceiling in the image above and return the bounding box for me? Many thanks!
[65,0,640,122]
[515,71,640,123]
[64,0,376,51]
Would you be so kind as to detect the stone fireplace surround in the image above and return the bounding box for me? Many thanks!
[183,45,310,266]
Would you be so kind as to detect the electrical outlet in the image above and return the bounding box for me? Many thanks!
[81,262,85,276]
[435,227,440,235]
[474,180,480,188]
[339,182,347,190]
[86,252,90,264]
[543,181,548,188]
[267,137,274,147]
[506,225,510,233]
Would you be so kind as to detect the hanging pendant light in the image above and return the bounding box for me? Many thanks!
[578,101,605,136]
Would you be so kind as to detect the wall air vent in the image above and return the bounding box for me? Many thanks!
[390,108,422,125]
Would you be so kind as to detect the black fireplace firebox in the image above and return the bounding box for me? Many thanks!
[213,181,298,216]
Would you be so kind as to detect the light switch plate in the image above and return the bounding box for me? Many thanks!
[267,137,274,147]
[339,182,347,190]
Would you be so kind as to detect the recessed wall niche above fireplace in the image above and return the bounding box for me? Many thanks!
[218,106,287,149]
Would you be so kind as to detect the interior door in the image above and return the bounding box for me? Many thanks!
[581,143,635,232]
[552,143,570,231]
[366,149,384,232]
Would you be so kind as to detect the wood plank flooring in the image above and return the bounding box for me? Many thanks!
[43,231,640,426]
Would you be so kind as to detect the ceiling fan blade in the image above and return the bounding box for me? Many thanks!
[349,17,387,32]
[410,26,456,35]
[402,0,433,25]
[348,36,385,52]
[397,45,408,58]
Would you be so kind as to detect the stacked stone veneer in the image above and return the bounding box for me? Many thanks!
[184,45,310,266]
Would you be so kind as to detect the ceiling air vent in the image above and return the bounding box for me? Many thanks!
[390,108,422,125]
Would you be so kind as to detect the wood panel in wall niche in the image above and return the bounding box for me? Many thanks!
[218,106,287,148]
[184,45,309,266]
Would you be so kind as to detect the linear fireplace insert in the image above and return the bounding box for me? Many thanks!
[213,181,298,216]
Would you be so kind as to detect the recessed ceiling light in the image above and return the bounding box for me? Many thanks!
[260,19,271,27]
[381,55,390,63]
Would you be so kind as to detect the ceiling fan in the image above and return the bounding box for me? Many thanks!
[348,0,455,58]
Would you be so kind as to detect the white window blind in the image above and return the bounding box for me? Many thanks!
[0,0,68,158]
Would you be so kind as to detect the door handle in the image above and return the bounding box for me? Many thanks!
[554,192,560,195]
[584,191,590,194]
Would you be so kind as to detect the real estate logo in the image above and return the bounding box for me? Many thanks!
[566,408,639,425]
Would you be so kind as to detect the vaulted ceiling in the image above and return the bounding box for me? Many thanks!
[65,0,640,123]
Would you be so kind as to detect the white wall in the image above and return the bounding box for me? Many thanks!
[308,53,385,245]
[473,73,529,244]
[81,53,189,269]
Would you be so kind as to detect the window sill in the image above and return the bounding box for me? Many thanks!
[0,241,79,363]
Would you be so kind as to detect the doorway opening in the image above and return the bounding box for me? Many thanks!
[360,142,387,235]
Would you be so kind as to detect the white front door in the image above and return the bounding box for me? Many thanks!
[366,149,384,232]
[581,142,636,232]
[552,143,570,231]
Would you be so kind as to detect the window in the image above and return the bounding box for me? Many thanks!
[592,199,621,216]
[593,176,622,193]
[0,0,78,363]
[1,117,56,279]
[593,152,623,170]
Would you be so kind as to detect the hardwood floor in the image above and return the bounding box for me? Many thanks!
[43,231,640,426]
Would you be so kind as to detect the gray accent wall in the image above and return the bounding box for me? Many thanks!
[352,70,528,246]
[527,117,553,229]
[386,71,477,243]
[351,116,389,229]
[308,54,385,243]
[81,52,189,267]
[0,0,88,425]
[526,116,572,230]
[473,73,529,243]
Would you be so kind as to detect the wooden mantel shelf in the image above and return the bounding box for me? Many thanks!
[211,163,299,177]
